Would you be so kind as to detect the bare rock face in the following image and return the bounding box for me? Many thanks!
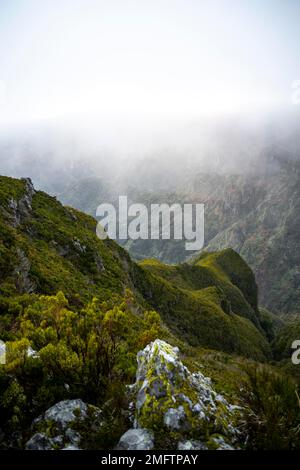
[118,339,243,450]
[14,248,35,293]
[8,178,35,227]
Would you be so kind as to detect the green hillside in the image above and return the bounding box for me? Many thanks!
[0,175,270,360]
[135,249,270,360]
[0,175,299,450]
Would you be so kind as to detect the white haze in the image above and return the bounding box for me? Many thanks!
[0,0,300,191]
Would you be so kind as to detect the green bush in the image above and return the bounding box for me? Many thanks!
[242,364,300,450]
[0,290,162,446]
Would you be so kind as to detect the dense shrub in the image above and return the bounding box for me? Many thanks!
[0,290,162,446]
[242,364,300,450]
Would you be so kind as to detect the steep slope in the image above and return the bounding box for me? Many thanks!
[205,163,300,314]
[0,175,269,360]
[0,176,134,305]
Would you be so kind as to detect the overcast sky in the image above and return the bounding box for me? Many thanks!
[0,0,299,130]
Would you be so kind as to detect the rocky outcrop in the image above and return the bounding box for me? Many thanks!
[25,342,244,451]
[49,237,104,272]
[8,177,35,227]
[117,340,243,450]
[13,248,35,293]
[26,399,102,450]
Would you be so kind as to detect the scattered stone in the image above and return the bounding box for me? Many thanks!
[25,341,243,451]
[26,399,102,451]
[73,238,86,253]
[116,428,154,450]
[178,440,207,450]
[35,399,88,429]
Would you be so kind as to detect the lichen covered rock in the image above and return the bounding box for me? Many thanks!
[26,399,102,450]
[116,429,154,450]
[128,339,242,449]
[178,440,207,450]
[26,432,54,450]
[8,177,35,228]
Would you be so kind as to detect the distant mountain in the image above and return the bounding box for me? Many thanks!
[59,160,300,315]
[58,176,113,215]
[203,162,300,315]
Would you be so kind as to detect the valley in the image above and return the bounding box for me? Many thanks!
[59,157,300,316]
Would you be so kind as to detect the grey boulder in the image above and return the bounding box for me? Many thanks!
[116,429,154,450]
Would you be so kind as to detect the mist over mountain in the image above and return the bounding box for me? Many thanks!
[1,109,300,195]
[1,110,299,318]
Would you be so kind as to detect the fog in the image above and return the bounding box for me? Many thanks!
[0,0,300,193]
[0,110,299,196]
